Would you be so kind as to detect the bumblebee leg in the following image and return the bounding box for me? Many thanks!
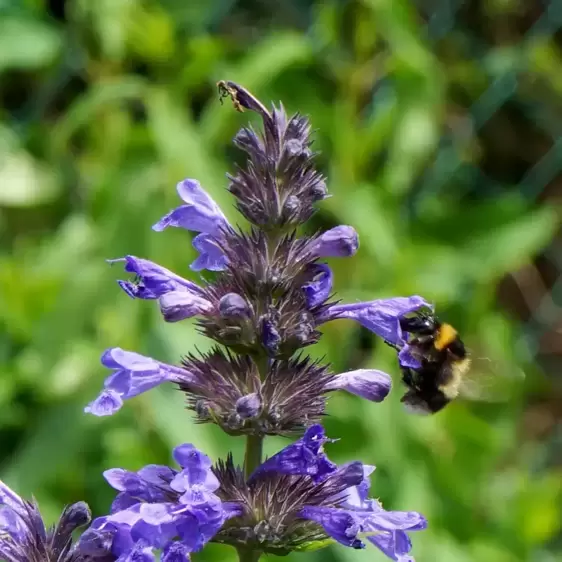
[401,368,415,387]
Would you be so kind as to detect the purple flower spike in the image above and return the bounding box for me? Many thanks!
[326,369,392,402]
[306,226,359,259]
[153,179,229,236]
[303,264,333,308]
[249,424,336,483]
[85,348,193,416]
[109,256,204,300]
[320,296,430,345]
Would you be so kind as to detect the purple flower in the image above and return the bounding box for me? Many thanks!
[0,480,100,562]
[302,264,332,308]
[108,256,213,322]
[81,444,241,561]
[152,179,231,272]
[293,429,427,559]
[249,425,336,483]
[85,348,194,416]
[108,256,204,300]
[320,296,431,346]
[325,369,392,402]
[153,179,229,236]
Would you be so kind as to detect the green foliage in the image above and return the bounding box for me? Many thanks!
[0,1,560,561]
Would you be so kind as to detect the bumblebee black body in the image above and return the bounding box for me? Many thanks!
[390,313,470,414]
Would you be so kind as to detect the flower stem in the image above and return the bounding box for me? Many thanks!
[244,433,263,481]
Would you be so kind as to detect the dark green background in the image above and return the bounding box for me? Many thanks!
[1,1,561,561]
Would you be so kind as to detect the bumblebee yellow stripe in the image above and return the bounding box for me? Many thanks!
[434,323,457,351]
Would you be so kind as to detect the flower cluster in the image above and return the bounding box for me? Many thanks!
[215,425,426,559]
[2,82,429,562]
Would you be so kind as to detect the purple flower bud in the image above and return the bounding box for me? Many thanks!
[261,318,281,356]
[236,393,261,419]
[285,138,307,156]
[219,293,251,318]
[58,501,91,534]
[152,179,229,236]
[159,291,213,322]
[310,178,328,200]
[326,369,392,402]
[284,195,300,213]
[306,226,359,259]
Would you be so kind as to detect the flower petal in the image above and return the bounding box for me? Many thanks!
[116,539,155,562]
[249,424,336,482]
[398,346,422,369]
[320,296,430,345]
[84,389,123,416]
[0,480,26,517]
[190,233,229,272]
[303,264,333,308]
[368,530,415,562]
[162,541,191,562]
[86,349,193,417]
[108,256,203,300]
[299,506,365,549]
[152,179,228,236]
[344,464,376,507]
[326,369,392,402]
[171,444,219,492]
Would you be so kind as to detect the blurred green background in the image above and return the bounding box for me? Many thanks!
[1,1,561,561]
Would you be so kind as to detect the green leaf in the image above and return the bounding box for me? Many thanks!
[463,206,559,282]
[0,127,61,206]
[0,19,62,71]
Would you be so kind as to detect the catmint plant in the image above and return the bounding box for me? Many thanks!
[1,83,429,562]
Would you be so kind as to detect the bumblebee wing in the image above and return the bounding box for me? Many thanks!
[458,355,525,402]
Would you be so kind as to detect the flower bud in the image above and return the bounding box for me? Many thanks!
[307,226,359,259]
[236,393,262,419]
[219,293,251,318]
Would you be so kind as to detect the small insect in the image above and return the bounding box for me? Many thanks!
[387,310,521,415]
[217,80,245,112]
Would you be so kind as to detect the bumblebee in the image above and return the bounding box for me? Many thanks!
[390,312,472,414]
